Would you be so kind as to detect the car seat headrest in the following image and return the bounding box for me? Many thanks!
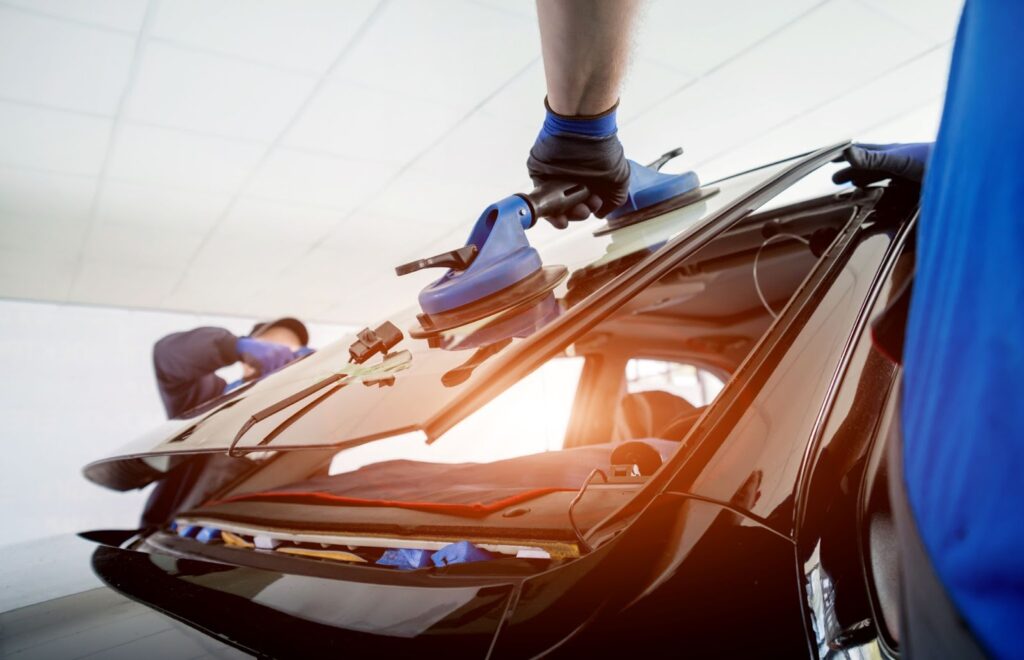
[620,390,697,439]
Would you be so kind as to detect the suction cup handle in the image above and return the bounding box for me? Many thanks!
[646,147,683,172]
[395,245,478,276]
[523,180,592,224]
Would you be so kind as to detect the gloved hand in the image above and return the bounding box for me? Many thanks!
[832,142,933,187]
[527,99,630,228]
[236,337,295,376]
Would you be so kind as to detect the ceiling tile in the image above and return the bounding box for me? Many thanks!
[333,0,538,112]
[696,45,953,178]
[268,244,366,290]
[163,264,282,313]
[0,247,75,301]
[277,216,464,324]
[70,259,181,306]
[187,228,314,278]
[107,124,266,193]
[221,197,344,238]
[283,79,465,165]
[0,214,88,258]
[622,0,931,167]
[0,7,135,114]
[200,295,286,320]
[636,0,822,75]
[801,45,951,137]
[151,0,379,74]
[96,181,232,232]
[125,42,318,142]
[859,0,963,45]
[325,268,425,324]
[392,224,468,265]
[245,148,398,210]
[311,211,440,282]
[265,242,426,323]
[287,300,344,324]
[475,59,545,130]
[253,270,359,322]
[619,57,698,125]
[471,0,536,20]
[619,73,792,169]
[364,165,513,229]
[414,112,536,189]
[697,1,931,111]
[3,0,149,32]
[0,167,97,223]
[262,234,423,316]
[0,100,111,175]
[81,220,207,268]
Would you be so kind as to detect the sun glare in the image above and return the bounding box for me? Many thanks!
[329,357,585,475]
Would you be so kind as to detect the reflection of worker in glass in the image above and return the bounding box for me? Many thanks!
[142,317,310,527]
[153,317,309,419]
[534,1,1018,655]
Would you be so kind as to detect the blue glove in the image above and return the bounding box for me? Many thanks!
[236,337,294,376]
[527,99,630,228]
[832,142,933,187]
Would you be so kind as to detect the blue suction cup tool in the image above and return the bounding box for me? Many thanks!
[446,292,562,352]
[397,194,568,337]
[594,147,720,236]
[440,294,562,387]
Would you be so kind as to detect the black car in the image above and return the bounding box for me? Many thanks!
[2,142,916,659]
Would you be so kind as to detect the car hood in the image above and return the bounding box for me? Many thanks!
[0,532,516,658]
[83,145,846,492]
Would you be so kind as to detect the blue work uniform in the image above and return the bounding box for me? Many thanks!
[143,327,249,527]
[902,1,1024,656]
[153,326,241,418]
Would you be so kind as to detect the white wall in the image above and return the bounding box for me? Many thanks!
[0,299,350,547]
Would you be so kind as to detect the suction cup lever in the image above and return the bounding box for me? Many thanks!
[395,245,478,276]
[646,147,683,172]
[523,180,592,224]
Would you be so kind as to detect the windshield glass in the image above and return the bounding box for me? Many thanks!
[224,157,797,450]
[89,152,817,476]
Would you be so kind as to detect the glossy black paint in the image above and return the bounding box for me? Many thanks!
[90,544,512,658]
[494,496,808,658]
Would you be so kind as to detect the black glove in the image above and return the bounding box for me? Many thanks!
[832,142,933,187]
[527,100,630,229]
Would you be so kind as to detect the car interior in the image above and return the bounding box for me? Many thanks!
[162,192,863,571]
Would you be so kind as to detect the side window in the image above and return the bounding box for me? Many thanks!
[625,358,724,407]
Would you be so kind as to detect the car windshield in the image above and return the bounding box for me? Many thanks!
[166,146,865,568]
[87,150,841,488]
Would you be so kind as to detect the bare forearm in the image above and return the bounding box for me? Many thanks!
[536,0,642,115]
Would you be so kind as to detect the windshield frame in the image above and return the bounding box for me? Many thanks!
[583,183,909,548]
[421,142,850,442]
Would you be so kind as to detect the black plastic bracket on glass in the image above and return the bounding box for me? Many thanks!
[348,321,404,364]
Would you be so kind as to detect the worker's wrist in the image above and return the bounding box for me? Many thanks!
[540,98,618,139]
